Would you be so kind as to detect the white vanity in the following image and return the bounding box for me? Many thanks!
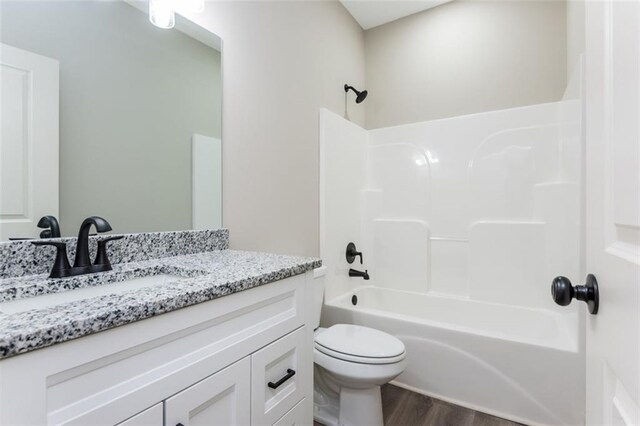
[0,231,320,426]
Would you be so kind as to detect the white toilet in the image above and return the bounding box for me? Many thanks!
[311,275,407,426]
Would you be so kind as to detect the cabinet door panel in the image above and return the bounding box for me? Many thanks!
[117,403,163,426]
[251,327,310,425]
[165,357,250,426]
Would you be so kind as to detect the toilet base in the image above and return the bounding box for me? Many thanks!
[314,366,385,426]
[339,386,384,426]
[313,385,384,426]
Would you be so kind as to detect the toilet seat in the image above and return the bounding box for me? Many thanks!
[314,324,406,365]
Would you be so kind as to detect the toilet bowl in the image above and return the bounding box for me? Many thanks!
[313,324,407,426]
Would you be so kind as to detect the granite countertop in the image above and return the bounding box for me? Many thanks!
[0,250,321,359]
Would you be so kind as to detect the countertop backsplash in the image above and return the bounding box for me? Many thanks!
[0,229,230,278]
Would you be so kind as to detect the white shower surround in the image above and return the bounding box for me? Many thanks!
[319,97,584,425]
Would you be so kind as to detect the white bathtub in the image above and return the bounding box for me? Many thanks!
[321,286,584,426]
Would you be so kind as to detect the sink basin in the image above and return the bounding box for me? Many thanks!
[0,274,183,314]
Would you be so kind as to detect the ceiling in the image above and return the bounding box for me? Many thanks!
[340,0,453,30]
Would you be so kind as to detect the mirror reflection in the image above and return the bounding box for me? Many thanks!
[0,0,222,240]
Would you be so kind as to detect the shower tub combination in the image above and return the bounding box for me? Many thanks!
[319,96,585,425]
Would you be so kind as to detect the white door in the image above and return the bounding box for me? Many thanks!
[0,43,59,240]
[165,357,251,426]
[584,0,640,424]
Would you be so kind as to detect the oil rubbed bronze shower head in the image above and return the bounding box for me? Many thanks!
[344,84,368,103]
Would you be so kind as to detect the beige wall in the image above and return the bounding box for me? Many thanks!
[184,1,366,256]
[364,0,567,129]
[567,0,585,80]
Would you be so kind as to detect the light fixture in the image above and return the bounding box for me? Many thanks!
[149,0,205,29]
[149,0,175,29]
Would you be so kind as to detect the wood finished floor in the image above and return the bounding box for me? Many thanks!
[314,384,526,426]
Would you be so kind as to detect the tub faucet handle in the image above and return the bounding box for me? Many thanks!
[346,242,363,264]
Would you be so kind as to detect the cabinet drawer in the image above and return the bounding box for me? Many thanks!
[165,357,251,426]
[273,398,309,426]
[251,327,310,425]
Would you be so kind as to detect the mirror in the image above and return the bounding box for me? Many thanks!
[0,0,222,240]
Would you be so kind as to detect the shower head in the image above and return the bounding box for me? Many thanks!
[344,84,368,104]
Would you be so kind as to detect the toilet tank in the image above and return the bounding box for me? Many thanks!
[311,267,327,330]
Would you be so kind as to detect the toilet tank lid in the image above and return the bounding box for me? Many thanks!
[315,324,405,359]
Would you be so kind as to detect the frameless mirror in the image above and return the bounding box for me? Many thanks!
[0,0,222,240]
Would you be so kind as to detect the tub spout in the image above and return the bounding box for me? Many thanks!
[349,268,370,280]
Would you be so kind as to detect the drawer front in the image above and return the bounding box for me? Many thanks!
[251,327,310,426]
[273,398,310,426]
[165,357,251,426]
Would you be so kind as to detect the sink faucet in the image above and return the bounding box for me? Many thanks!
[349,268,370,280]
[32,216,121,278]
[73,216,113,272]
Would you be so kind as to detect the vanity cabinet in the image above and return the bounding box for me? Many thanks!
[0,272,315,426]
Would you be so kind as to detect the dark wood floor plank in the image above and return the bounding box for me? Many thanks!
[382,384,435,426]
[381,384,525,426]
[315,384,526,426]
[415,399,475,426]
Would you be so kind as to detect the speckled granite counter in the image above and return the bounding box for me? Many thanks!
[0,249,321,359]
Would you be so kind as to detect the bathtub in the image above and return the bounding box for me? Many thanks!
[321,286,584,426]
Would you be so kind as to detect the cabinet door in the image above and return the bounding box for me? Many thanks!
[165,357,250,426]
[251,327,310,426]
[117,403,163,426]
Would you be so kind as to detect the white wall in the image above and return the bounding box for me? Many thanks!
[319,109,368,301]
[182,1,366,257]
[364,0,568,129]
[367,102,582,312]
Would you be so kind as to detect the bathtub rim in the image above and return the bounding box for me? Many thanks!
[325,285,579,354]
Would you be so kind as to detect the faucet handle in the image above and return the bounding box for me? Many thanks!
[32,241,72,278]
[37,215,61,238]
[346,242,363,264]
[93,235,123,272]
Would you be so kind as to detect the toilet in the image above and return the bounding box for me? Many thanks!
[311,273,407,426]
